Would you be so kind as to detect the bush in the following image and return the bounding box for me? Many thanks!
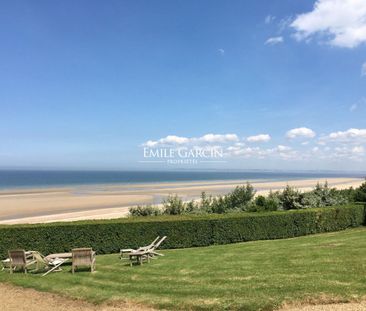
[354,181,366,203]
[265,198,280,211]
[302,182,349,208]
[163,195,186,215]
[255,195,266,207]
[129,205,162,217]
[279,186,305,210]
[129,181,359,217]
[0,204,364,259]
[226,183,256,210]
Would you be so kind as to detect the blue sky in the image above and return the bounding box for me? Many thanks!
[0,0,366,171]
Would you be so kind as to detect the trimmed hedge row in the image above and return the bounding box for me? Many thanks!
[0,204,365,259]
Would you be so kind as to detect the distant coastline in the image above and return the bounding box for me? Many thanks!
[0,169,364,190]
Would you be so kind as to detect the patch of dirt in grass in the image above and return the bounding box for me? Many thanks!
[0,283,156,311]
[280,295,366,311]
[280,301,366,311]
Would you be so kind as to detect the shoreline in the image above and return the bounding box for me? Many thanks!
[0,177,363,225]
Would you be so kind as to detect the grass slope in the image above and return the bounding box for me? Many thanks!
[1,228,365,311]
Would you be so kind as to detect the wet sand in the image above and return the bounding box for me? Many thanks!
[0,177,363,224]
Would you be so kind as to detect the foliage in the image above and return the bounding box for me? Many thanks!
[0,204,364,260]
[277,185,305,210]
[129,205,162,217]
[130,181,366,217]
[225,183,256,210]
[162,195,186,215]
[303,182,349,208]
[353,181,366,202]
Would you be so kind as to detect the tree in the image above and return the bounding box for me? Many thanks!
[279,186,304,210]
[354,181,366,202]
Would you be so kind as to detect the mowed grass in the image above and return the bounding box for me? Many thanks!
[1,228,365,311]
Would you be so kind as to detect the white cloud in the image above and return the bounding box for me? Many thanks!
[218,48,225,56]
[277,145,292,152]
[246,134,271,143]
[144,135,190,147]
[332,145,365,160]
[291,0,366,48]
[286,127,316,139]
[352,145,365,154]
[199,134,239,143]
[362,62,366,76]
[325,128,366,142]
[226,144,299,160]
[265,15,276,24]
[265,36,284,45]
[143,133,238,147]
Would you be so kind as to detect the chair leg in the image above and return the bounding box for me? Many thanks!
[42,261,65,277]
[10,265,13,274]
[72,265,75,274]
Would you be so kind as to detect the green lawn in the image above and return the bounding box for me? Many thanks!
[1,228,365,311]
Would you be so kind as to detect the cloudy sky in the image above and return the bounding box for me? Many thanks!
[0,0,365,171]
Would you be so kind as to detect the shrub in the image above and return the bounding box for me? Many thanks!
[210,196,228,214]
[354,181,366,203]
[128,182,358,217]
[0,204,364,259]
[265,198,280,211]
[129,205,162,217]
[163,195,186,215]
[199,192,214,212]
[303,182,349,208]
[279,186,304,210]
[226,183,256,210]
[255,195,266,207]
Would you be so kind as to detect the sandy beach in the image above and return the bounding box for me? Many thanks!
[0,177,363,225]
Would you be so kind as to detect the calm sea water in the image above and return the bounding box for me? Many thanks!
[0,170,364,190]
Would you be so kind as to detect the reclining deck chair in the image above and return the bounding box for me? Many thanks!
[120,236,167,261]
[32,251,69,277]
[120,236,160,259]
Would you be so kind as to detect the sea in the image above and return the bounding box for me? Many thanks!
[0,170,364,190]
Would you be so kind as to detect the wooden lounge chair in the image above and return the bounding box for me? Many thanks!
[72,248,96,274]
[120,236,160,259]
[32,251,69,277]
[149,236,167,258]
[8,249,37,274]
[126,236,167,265]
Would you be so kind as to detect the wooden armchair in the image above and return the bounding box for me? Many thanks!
[8,249,36,274]
[72,248,96,274]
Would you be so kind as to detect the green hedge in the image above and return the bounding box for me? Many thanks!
[0,204,364,259]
